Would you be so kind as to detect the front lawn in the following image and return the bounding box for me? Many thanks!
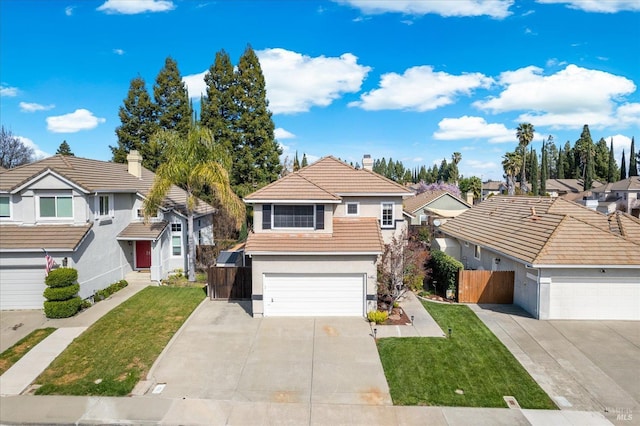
[34,286,205,396]
[377,301,557,409]
[0,328,57,375]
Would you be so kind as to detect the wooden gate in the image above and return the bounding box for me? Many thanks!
[457,270,514,304]
[207,266,252,300]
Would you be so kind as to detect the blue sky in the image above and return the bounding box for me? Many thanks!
[1,0,639,181]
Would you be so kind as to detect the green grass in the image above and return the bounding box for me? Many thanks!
[0,328,57,375]
[34,286,205,396]
[377,301,557,409]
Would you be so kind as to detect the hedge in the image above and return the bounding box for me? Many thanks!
[44,297,82,319]
[429,250,464,293]
[94,280,128,301]
[43,283,80,301]
[45,268,78,288]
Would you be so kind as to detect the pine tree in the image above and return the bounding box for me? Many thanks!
[576,125,595,191]
[620,150,627,180]
[540,140,548,194]
[301,153,308,167]
[234,45,282,196]
[56,141,74,156]
[293,151,300,171]
[629,137,638,177]
[110,76,158,165]
[154,57,191,137]
[530,148,539,195]
[594,137,609,183]
[557,148,564,179]
[607,139,618,183]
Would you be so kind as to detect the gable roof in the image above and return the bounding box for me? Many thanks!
[592,177,640,193]
[403,190,470,215]
[0,155,214,216]
[439,196,640,267]
[545,178,602,194]
[0,224,92,252]
[244,156,412,202]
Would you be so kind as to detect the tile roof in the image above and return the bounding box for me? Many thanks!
[0,224,92,252]
[592,177,640,193]
[545,179,603,193]
[116,221,169,241]
[403,190,469,214]
[244,156,412,202]
[0,155,214,216]
[245,217,384,254]
[439,196,640,266]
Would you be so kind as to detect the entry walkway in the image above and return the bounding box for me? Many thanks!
[0,272,150,396]
[374,291,446,338]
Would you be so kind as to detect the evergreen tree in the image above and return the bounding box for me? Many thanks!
[516,122,535,191]
[418,165,428,182]
[540,140,548,194]
[153,57,191,137]
[593,137,609,182]
[545,135,557,178]
[620,150,627,180]
[428,164,439,183]
[293,151,300,171]
[437,158,449,182]
[449,152,461,184]
[56,141,74,156]
[576,125,595,191]
[530,148,539,195]
[301,153,308,167]
[234,45,282,196]
[629,137,638,177]
[110,76,158,165]
[565,141,576,178]
[557,147,565,179]
[607,139,618,183]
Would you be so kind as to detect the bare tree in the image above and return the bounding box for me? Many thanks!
[0,126,34,169]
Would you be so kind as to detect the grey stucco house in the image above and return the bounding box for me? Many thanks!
[0,152,215,310]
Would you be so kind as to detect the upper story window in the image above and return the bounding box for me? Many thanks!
[381,202,394,228]
[346,202,359,216]
[274,205,314,228]
[0,196,10,218]
[171,223,182,256]
[137,208,158,219]
[474,244,481,260]
[96,194,114,218]
[39,195,72,218]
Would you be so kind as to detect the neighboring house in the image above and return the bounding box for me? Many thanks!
[436,196,640,320]
[0,152,215,310]
[403,190,470,227]
[244,156,413,317]
[481,180,505,200]
[545,178,602,198]
[591,177,640,218]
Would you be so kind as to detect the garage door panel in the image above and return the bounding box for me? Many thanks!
[264,274,364,317]
[0,269,46,310]
[550,279,639,321]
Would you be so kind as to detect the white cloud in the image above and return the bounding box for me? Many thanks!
[97,0,174,14]
[1,84,18,97]
[350,66,492,112]
[334,0,514,18]
[258,48,371,114]
[182,71,207,100]
[46,109,106,133]
[17,136,49,160]
[536,0,640,13]
[274,128,296,140]
[474,65,636,129]
[433,116,514,143]
[65,6,74,16]
[20,102,55,113]
[113,48,125,55]
[605,134,633,170]
[616,103,640,127]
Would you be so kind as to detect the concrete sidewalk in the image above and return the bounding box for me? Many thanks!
[374,291,446,338]
[0,272,150,396]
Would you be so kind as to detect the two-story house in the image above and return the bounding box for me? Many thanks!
[591,177,640,217]
[243,156,412,317]
[0,151,215,310]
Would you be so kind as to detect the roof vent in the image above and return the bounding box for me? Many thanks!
[127,150,142,178]
[362,154,373,171]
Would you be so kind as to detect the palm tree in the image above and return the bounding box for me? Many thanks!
[144,125,245,281]
[516,123,535,192]
[502,151,522,196]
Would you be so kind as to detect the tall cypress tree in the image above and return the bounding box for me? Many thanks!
[234,45,282,196]
[576,125,595,191]
[557,148,564,179]
[111,76,158,166]
[293,151,300,171]
[629,137,638,177]
[540,140,548,194]
[594,137,609,183]
[620,150,627,180]
[301,153,308,167]
[607,139,618,183]
[530,148,539,195]
[154,57,191,137]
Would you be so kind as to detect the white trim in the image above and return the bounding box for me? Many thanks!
[246,251,381,256]
[95,193,114,220]
[380,202,394,228]
[11,169,90,194]
[0,194,12,220]
[529,264,640,269]
[171,222,183,257]
[36,193,74,220]
[346,202,359,216]
[474,244,481,260]
[335,192,411,197]
[245,198,340,204]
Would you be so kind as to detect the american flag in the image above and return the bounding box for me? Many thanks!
[45,253,55,276]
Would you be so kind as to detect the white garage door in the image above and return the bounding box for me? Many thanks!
[263,274,365,317]
[549,277,640,320]
[0,268,46,310]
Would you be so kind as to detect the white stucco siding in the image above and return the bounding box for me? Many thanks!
[250,254,378,317]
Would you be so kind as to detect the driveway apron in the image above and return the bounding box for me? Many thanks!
[147,301,392,406]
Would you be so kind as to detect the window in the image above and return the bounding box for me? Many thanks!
[96,194,113,218]
[273,205,314,228]
[171,223,182,256]
[39,196,72,218]
[346,202,359,216]
[381,202,394,228]
[0,196,9,218]
[474,244,481,260]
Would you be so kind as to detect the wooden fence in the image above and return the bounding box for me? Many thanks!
[457,270,514,304]
[207,266,252,300]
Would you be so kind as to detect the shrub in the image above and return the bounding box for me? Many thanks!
[94,279,128,301]
[43,283,80,301]
[404,273,425,292]
[45,268,78,288]
[44,297,82,319]
[367,310,389,324]
[80,299,92,310]
[429,250,463,294]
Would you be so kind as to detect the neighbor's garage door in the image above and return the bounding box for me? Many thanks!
[0,268,46,310]
[263,274,364,317]
[549,277,640,320]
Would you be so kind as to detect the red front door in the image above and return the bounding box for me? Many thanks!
[136,241,151,269]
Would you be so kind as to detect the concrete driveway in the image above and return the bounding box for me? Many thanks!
[471,304,640,426]
[146,300,392,407]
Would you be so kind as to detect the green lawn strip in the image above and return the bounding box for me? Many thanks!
[34,286,205,396]
[0,328,57,376]
[377,301,557,409]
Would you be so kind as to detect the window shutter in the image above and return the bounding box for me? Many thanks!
[315,205,324,230]
[262,204,272,230]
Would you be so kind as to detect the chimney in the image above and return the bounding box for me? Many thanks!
[127,150,142,178]
[362,154,373,171]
